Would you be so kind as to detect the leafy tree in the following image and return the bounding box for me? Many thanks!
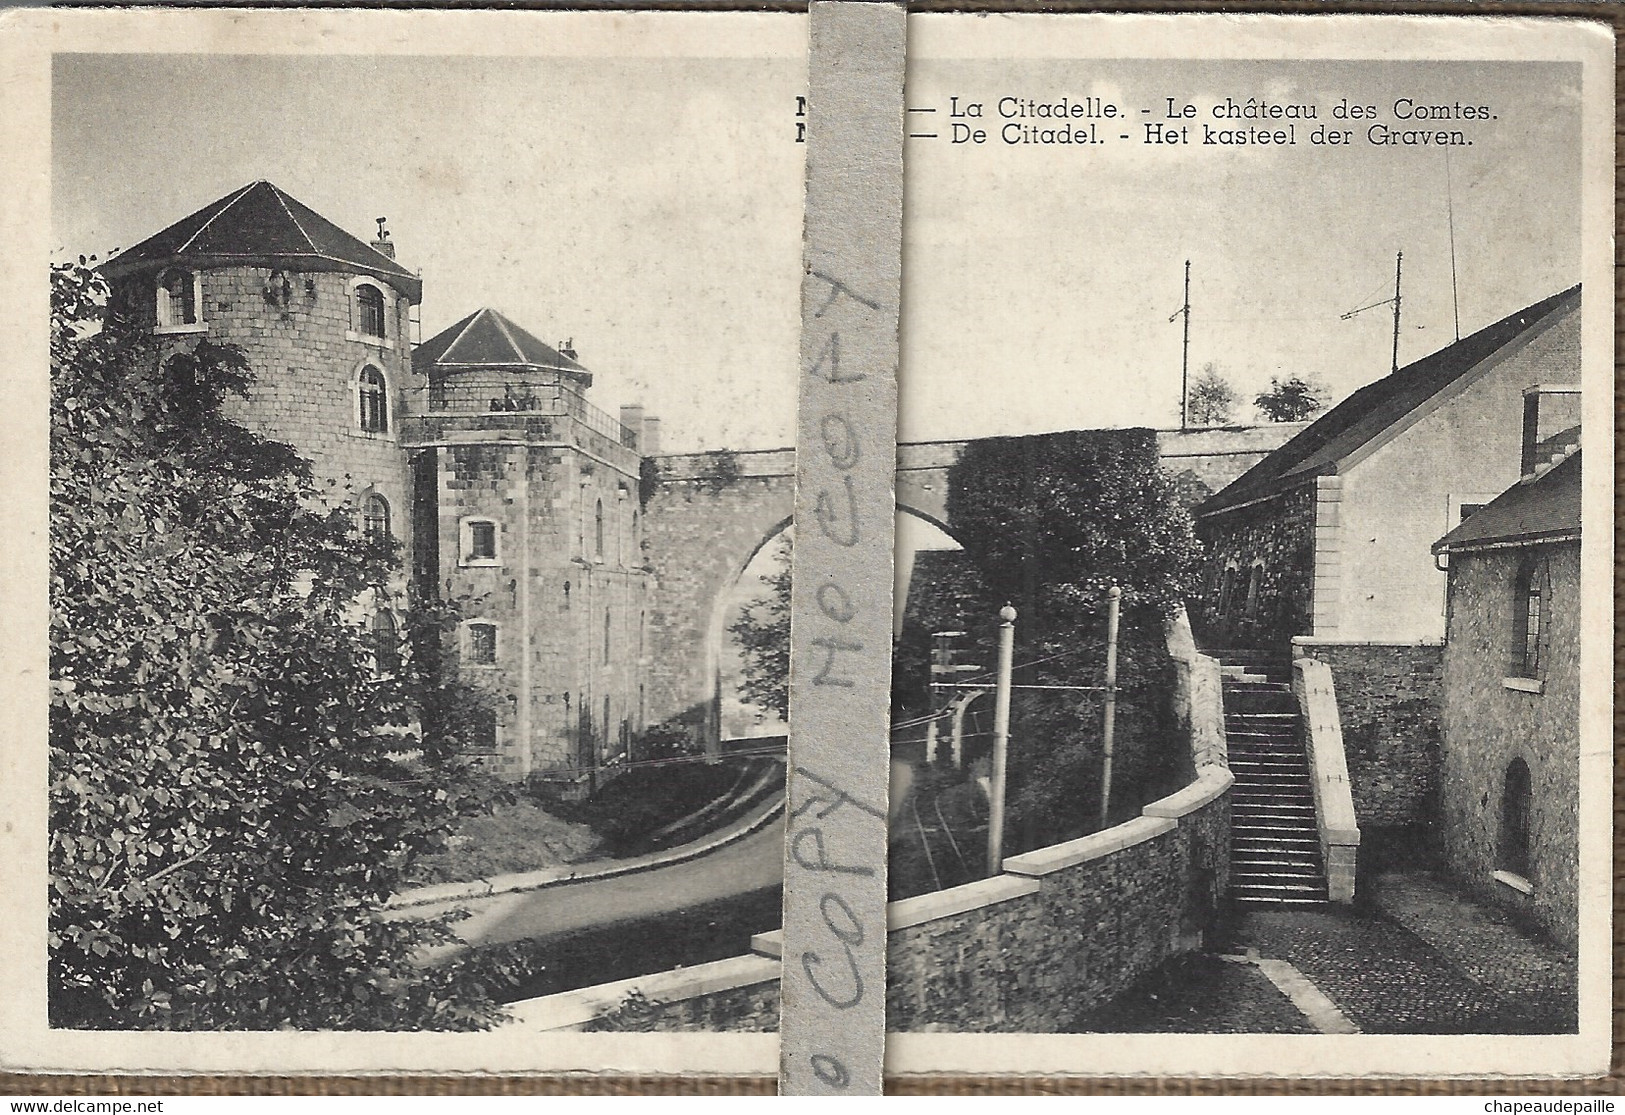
[1186,362,1239,427]
[49,259,513,1030]
[942,430,1201,848]
[1254,374,1326,422]
[727,536,790,720]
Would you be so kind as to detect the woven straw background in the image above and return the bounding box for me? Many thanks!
[7,0,1621,1095]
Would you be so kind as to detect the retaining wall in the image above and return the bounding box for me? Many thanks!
[1291,638,1443,830]
[501,618,1231,1034]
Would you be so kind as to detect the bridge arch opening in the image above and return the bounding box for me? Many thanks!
[707,516,793,747]
[707,506,975,750]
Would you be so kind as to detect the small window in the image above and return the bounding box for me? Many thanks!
[1511,563,1544,678]
[594,499,605,561]
[1216,565,1237,618]
[356,284,386,339]
[467,622,498,666]
[362,494,390,545]
[1243,563,1264,620]
[157,268,198,327]
[359,367,389,433]
[462,519,498,565]
[603,608,612,664]
[1498,758,1533,879]
[265,269,292,309]
[467,707,499,754]
[371,609,400,676]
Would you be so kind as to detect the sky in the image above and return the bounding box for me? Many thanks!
[898,57,1582,440]
[52,52,806,454]
[54,50,1580,450]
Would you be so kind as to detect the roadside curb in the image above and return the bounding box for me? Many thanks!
[388,785,786,911]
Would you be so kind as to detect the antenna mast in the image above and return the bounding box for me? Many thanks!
[1445,149,1461,341]
[1340,251,1404,375]
[1169,259,1191,427]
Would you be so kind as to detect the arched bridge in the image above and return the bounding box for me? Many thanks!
[639,425,1301,745]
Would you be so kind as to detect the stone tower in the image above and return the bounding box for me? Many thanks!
[101,182,421,579]
[102,184,658,789]
[407,309,653,787]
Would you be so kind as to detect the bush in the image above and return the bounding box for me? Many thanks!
[48,259,513,1030]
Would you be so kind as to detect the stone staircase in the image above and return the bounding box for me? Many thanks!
[1218,654,1328,906]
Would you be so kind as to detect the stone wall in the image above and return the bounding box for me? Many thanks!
[1438,545,1579,949]
[1292,638,1443,831]
[502,626,1231,1034]
[1194,482,1317,650]
[887,785,1229,1031]
[1157,424,1308,509]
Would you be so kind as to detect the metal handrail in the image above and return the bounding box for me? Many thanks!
[405,380,637,447]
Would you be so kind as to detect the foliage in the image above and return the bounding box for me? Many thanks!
[944,429,1201,626]
[940,430,1198,849]
[703,448,742,494]
[584,988,662,1031]
[1254,374,1326,422]
[542,758,776,857]
[404,791,604,887]
[1186,362,1239,427]
[637,455,660,511]
[49,259,514,1030]
[727,536,791,720]
[633,720,703,761]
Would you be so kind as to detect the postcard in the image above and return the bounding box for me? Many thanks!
[2,7,804,1077]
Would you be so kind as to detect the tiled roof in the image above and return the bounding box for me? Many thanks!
[1198,285,1580,517]
[413,308,591,383]
[101,181,421,302]
[1434,450,1581,553]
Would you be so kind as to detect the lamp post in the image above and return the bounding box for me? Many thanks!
[988,604,1016,875]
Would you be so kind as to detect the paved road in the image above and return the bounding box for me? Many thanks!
[415,813,786,949]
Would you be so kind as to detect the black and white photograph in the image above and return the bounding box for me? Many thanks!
[6,10,805,1074]
[880,15,1611,1078]
[0,5,1614,1088]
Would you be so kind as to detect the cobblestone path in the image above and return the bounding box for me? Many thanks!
[1076,871,1576,1034]
[1071,953,1317,1034]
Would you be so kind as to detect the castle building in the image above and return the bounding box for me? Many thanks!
[102,181,655,789]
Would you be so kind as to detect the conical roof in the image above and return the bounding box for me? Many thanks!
[101,181,421,302]
[413,308,591,385]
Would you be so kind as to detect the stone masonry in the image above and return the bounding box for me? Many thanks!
[1439,545,1579,948]
[1295,641,1443,832]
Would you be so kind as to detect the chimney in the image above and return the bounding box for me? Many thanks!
[559,338,578,362]
[1519,384,1581,478]
[619,404,645,450]
[642,416,662,456]
[371,217,395,260]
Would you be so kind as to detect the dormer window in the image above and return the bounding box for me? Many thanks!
[155,268,203,331]
[356,283,386,338]
[358,366,389,434]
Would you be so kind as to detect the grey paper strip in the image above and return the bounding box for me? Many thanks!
[778,0,905,1097]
